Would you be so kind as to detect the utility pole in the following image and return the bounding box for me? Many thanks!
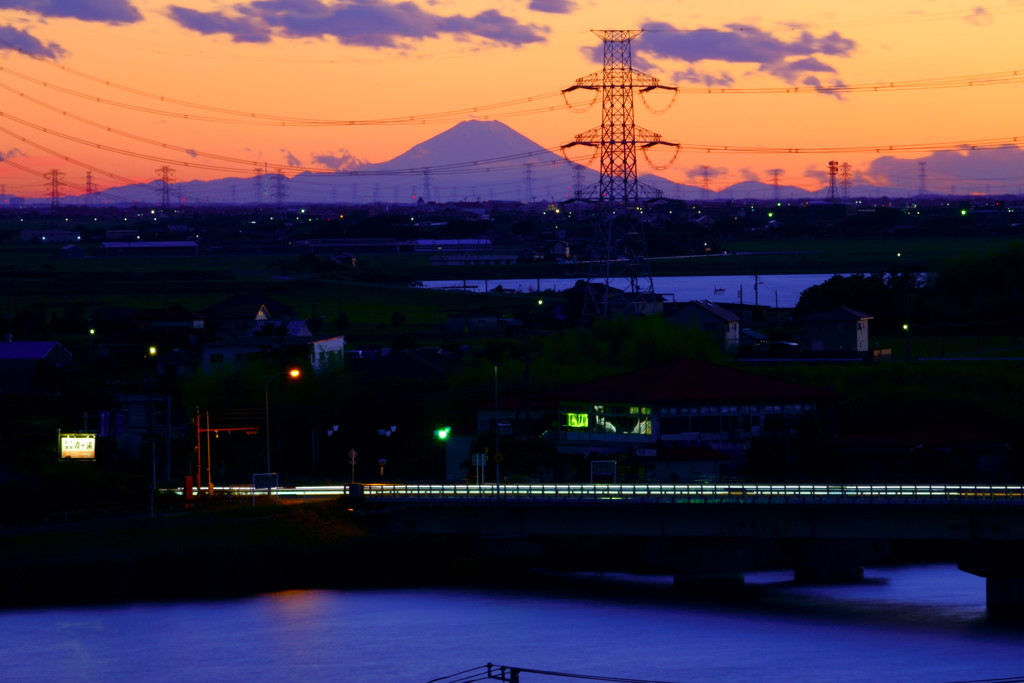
[827,160,839,202]
[562,29,678,321]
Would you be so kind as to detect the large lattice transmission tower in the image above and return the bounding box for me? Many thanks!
[562,29,678,320]
[156,166,175,209]
[827,160,839,201]
[44,169,64,209]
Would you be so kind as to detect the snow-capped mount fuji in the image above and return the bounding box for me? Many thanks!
[282,119,587,204]
[381,119,557,167]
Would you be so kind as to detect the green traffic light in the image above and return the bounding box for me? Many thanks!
[435,427,451,440]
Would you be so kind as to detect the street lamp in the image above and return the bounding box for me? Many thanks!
[434,426,451,483]
[264,368,301,473]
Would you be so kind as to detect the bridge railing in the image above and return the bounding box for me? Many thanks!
[355,482,1024,505]
[161,483,1024,505]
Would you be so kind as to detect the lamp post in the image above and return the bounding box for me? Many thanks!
[434,426,450,482]
[264,368,301,473]
[494,363,501,488]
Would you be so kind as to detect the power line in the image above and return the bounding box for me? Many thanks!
[675,136,1024,155]
[6,37,1024,200]
[0,105,595,181]
[674,69,1024,95]
[0,61,566,127]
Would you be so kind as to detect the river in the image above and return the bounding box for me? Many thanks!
[4,564,1024,682]
[423,273,843,309]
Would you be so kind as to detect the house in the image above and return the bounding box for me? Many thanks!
[546,358,837,482]
[99,241,199,256]
[133,306,207,347]
[836,430,1010,483]
[200,335,340,373]
[310,336,346,372]
[798,306,873,354]
[665,300,741,353]
[568,281,664,318]
[203,292,297,335]
[0,340,74,395]
[444,315,523,335]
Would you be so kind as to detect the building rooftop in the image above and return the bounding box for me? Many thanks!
[559,358,838,404]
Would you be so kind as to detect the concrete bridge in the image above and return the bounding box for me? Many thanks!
[348,482,1024,618]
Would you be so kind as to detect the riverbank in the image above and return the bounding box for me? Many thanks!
[0,498,963,610]
[0,501,493,608]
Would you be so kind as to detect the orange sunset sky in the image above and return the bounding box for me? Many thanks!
[1,0,1024,198]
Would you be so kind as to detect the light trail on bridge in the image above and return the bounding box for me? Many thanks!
[167,483,1024,506]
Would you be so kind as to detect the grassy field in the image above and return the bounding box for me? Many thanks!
[0,245,543,344]
[1,235,1020,342]
[661,235,1024,276]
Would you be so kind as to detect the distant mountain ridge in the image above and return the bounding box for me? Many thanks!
[27,119,893,206]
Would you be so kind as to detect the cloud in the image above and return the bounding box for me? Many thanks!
[804,163,828,183]
[866,146,1024,191]
[528,0,575,14]
[635,21,855,87]
[673,66,734,87]
[312,149,363,170]
[166,7,270,43]
[964,6,993,26]
[0,24,64,57]
[0,0,142,23]
[281,150,302,167]
[684,164,726,181]
[167,0,548,48]
[0,146,26,161]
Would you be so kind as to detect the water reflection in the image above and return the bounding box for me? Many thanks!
[3,565,1023,683]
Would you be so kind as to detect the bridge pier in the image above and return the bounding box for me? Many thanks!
[646,538,777,593]
[958,541,1024,620]
[791,539,889,584]
[672,572,746,595]
[984,577,1024,620]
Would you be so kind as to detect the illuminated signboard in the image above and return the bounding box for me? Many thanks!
[60,433,96,460]
[566,412,589,429]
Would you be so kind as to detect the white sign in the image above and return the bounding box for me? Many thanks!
[60,433,96,460]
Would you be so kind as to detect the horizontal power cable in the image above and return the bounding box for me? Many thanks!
[0,58,566,126]
[675,69,1024,95]
[0,107,593,179]
[675,136,1024,154]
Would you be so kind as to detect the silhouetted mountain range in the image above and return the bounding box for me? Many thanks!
[24,120,918,207]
